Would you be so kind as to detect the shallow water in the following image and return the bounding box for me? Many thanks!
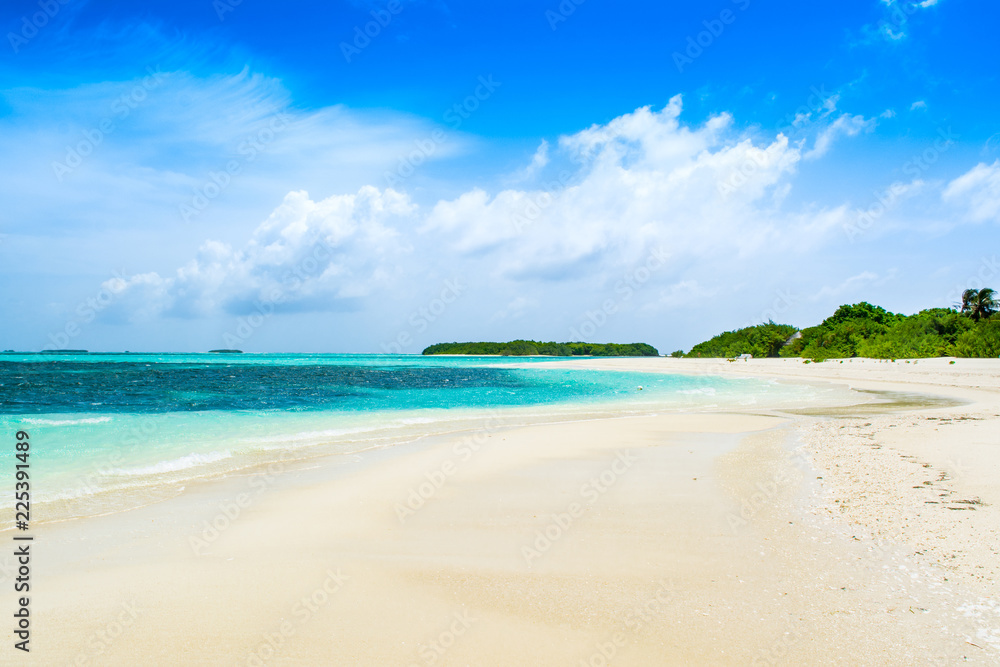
[0,353,851,525]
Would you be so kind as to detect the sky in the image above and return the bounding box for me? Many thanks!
[1,0,999,353]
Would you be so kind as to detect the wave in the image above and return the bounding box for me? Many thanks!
[239,416,451,445]
[109,451,232,477]
[21,416,113,426]
[241,425,387,445]
[676,388,717,395]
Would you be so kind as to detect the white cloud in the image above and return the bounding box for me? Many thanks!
[805,113,877,160]
[508,140,550,183]
[98,96,864,328]
[910,100,927,111]
[422,96,842,285]
[0,67,466,239]
[870,0,939,42]
[107,187,415,320]
[942,161,1000,222]
[57,91,989,351]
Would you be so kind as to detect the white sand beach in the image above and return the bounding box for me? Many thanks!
[17,358,1000,664]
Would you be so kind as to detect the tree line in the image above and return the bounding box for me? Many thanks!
[422,341,660,357]
[680,289,1000,360]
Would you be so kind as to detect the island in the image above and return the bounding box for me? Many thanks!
[422,340,659,356]
[208,349,244,354]
[677,290,1000,360]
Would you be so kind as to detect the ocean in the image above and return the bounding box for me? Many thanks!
[0,353,840,526]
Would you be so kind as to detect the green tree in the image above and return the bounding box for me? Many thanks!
[687,322,798,358]
[959,288,999,322]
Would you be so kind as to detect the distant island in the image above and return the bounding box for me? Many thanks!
[678,290,1000,360]
[422,341,659,357]
[209,349,244,354]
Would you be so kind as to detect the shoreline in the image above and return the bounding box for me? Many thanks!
[10,358,1000,663]
[0,366,849,531]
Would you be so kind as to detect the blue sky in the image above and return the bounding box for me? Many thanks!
[1,0,999,353]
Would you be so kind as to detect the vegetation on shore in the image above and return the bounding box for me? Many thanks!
[683,289,1000,360]
[421,341,659,357]
[686,322,798,359]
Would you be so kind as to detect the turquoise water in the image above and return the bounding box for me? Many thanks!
[0,354,838,524]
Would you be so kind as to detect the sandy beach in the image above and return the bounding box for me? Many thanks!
[13,358,1000,665]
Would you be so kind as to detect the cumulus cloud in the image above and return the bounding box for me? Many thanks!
[96,95,886,327]
[943,161,1000,222]
[108,187,415,320]
[422,96,839,285]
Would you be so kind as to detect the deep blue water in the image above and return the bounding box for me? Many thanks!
[0,353,746,414]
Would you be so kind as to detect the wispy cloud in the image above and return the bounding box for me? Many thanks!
[943,161,1000,222]
[805,113,877,160]
[507,140,549,183]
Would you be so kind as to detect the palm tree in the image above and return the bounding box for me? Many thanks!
[959,288,999,321]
